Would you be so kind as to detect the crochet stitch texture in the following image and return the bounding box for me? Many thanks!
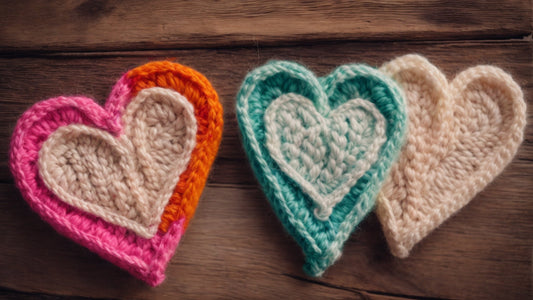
[237,61,407,276]
[39,87,197,238]
[10,61,223,286]
[377,55,526,258]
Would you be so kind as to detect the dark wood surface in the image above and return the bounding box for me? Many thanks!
[0,1,531,299]
[1,0,530,52]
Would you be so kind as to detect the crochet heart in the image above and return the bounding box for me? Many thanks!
[377,55,526,258]
[265,93,387,220]
[10,61,223,285]
[237,61,407,276]
[39,87,197,238]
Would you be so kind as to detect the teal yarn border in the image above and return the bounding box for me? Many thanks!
[236,61,407,276]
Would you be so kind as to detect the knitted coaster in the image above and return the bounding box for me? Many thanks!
[10,61,223,286]
[377,55,526,258]
[237,61,407,276]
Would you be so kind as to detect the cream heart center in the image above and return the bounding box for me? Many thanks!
[38,87,197,238]
[265,93,387,220]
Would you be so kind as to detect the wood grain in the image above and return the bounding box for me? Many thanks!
[0,41,531,299]
[0,0,531,53]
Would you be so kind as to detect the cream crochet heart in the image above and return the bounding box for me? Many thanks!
[377,55,526,258]
[38,87,197,238]
[265,93,387,220]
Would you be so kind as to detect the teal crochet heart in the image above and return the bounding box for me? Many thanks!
[236,61,407,276]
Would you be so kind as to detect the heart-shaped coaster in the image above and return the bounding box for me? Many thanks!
[376,55,526,258]
[237,61,407,276]
[10,61,223,286]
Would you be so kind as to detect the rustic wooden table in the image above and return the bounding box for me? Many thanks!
[0,1,531,299]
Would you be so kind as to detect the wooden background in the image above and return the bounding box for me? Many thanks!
[0,1,531,299]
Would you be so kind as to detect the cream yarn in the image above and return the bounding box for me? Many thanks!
[264,93,387,220]
[377,55,527,258]
[39,87,197,238]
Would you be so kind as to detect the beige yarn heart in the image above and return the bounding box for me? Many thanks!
[377,55,526,258]
[264,93,387,220]
[39,87,197,238]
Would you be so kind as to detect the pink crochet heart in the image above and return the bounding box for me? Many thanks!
[9,61,223,286]
[38,87,197,239]
[10,92,184,285]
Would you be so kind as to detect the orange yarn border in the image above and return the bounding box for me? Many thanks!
[127,61,223,232]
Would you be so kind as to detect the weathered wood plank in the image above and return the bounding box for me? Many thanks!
[0,41,531,299]
[0,286,410,300]
[0,287,113,300]
[0,0,531,53]
[0,40,531,184]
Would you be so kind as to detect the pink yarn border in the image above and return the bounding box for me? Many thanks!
[9,75,185,286]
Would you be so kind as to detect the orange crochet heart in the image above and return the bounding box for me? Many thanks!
[127,61,224,232]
